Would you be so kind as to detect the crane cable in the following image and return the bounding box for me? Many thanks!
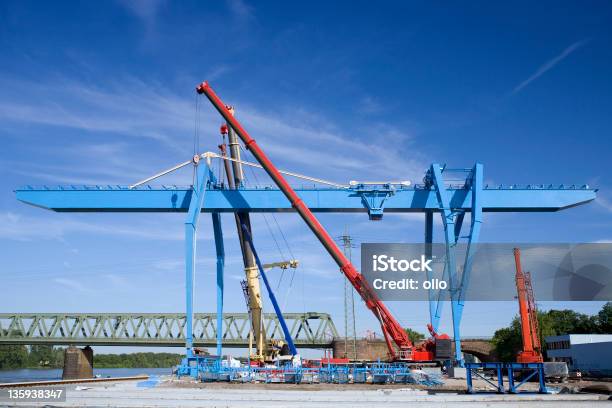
[192,94,200,186]
[241,152,288,266]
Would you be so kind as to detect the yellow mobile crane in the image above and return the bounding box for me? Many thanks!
[219,112,298,362]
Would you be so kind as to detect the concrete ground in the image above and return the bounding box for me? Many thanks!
[2,376,610,407]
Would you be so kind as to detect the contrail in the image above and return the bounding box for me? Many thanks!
[512,40,589,95]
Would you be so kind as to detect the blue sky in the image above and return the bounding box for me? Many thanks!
[1,1,612,354]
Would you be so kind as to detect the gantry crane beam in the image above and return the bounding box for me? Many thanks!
[15,185,596,214]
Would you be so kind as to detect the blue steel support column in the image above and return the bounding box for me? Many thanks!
[430,163,463,365]
[212,212,225,357]
[456,163,483,324]
[184,161,210,357]
[432,263,447,331]
[425,211,439,330]
[454,213,465,243]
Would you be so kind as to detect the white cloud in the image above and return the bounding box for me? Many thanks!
[116,0,166,29]
[54,277,88,293]
[104,273,129,288]
[0,211,186,242]
[226,0,253,20]
[358,96,383,114]
[512,40,589,95]
[0,76,197,152]
[0,74,430,300]
[0,74,427,186]
[596,196,612,213]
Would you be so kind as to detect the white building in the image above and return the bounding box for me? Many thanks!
[545,334,612,376]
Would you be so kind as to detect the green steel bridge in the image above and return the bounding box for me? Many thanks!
[0,313,338,348]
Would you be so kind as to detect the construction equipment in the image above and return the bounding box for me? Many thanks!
[241,224,299,359]
[220,128,299,363]
[513,248,543,363]
[263,260,299,270]
[218,131,269,362]
[197,81,448,362]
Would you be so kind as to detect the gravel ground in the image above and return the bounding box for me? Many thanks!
[2,375,610,407]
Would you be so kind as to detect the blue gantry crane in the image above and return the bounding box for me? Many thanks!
[15,82,597,366]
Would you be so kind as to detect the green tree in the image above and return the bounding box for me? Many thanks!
[492,318,522,362]
[545,309,597,335]
[94,352,183,368]
[0,345,29,369]
[404,328,425,344]
[597,302,612,333]
[28,345,55,367]
[493,304,610,362]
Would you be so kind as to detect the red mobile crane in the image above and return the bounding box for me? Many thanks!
[513,248,543,363]
[197,81,450,362]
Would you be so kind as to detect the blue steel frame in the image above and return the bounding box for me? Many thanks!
[184,161,479,364]
[466,362,548,394]
[212,212,224,357]
[426,163,483,366]
[466,362,505,393]
[184,160,225,358]
[15,184,596,213]
[14,161,597,366]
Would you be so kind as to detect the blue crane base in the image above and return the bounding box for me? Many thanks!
[466,362,548,394]
[176,358,444,385]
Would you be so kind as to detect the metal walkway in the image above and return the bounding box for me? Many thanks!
[0,313,338,348]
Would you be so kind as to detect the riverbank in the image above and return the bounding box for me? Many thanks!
[0,367,171,383]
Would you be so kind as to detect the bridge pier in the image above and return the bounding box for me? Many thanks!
[62,345,93,380]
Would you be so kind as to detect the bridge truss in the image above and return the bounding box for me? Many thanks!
[0,313,338,348]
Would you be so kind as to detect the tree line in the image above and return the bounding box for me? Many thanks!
[492,302,612,361]
[0,344,185,370]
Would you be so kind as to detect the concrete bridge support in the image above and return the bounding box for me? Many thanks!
[460,340,497,362]
[62,346,93,380]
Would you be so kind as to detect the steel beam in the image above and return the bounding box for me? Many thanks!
[429,164,462,364]
[212,212,225,357]
[427,163,485,366]
[184,161,210,356]
[456,164,483,327]
[15,185,596,214]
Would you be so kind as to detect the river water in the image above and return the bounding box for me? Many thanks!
[0,367,171,383]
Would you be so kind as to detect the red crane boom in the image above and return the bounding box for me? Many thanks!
[513,248,543,363]
[196,81,426,360]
